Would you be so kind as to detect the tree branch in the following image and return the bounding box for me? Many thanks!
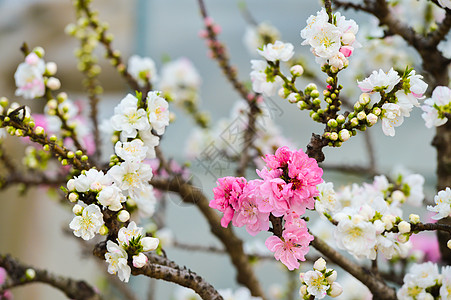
[0,254,101,300]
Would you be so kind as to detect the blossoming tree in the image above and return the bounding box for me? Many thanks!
[1,0,451,299]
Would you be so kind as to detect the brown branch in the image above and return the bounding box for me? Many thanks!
[411,221,451,234]
[196,0,255,101]
[150,176,267,299]
[319,163,377,177]
[0,172,65,191]
[0,254,101,300]
[92,242,223,300]
[427,10,451,46]
[310,235,397,300]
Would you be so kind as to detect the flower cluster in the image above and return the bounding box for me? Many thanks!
[300,8,359,72]
[421,86,451,128]
[315,168,425,260]
[14,47,61,100]
[210,146,322,270]
[427,187,451,220]
[299,257,343,299]
[127,55,158,88]
[356,68,428,136]
[397,262,451,299]
[105,221,159,282]
[250,40,294,97]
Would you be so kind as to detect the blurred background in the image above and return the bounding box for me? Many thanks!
[0,0,441,299]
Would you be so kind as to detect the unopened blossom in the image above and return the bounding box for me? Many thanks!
[357,68,401,93]
[257,40,294,62]
[147,91,169,135]
[14,52,46,99]
[427,187,451,220]
[128,55,158,87]
[381,103,404,136]
[111,94,150,140]
[115,139,148,163]
[97,185,126,211]
[132,253,148,268]
[105,240,131,282]
[250,59,283,96]
[422,86,451,128]
[69,203,104,240]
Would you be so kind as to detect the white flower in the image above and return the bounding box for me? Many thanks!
[105,240,131,282]
[159,57,201,103]
[257,40,294,62]
[14,53,46,99]
[132,253,148,268]
[134,183,157,218]
[127,55,158,87]
[115,139,148,163]
[118,221,144,246]
[111,94,150,140]
[440,266,451,299]
[303,270,329,299]
[438,0,451,9]
[156,227,174,247]
[147,91,169,135]
[243,22,280,56]
[308,23,342,59]
[334,217,377,259]
[250,60,282,96]
[404,262,440,289]
[313,257,327,271]
[138,130,160,159]
[357,68,401,93]
[72,169,112,193]
[381,103,404,136]
[69,203,104,240]
[421,86,451,128]
[427,187,451,220]
[300,8,329,43]
[315,182,339,217]
[97,185,126,211]
[108,161,153,197]
[173,287,201,300]
[403,174,425,206]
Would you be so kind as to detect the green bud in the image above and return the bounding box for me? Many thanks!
[310,90,320,98]
[337,115,345,124]
[312,99,321,106]
[67,151,75,159]
[326,77,334,85]
[330,93,337,100]
[330,132,338,141]
[75,150,83,156]
[311,113,320,121]
[351,118,359,127]
[43,144,50,151]
[25,268,36,280]
[81,155,88,162]
[327,119,338,128]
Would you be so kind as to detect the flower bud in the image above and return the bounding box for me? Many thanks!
[326,269,337,283]
[338,129,350,142]
[366,113,378,126]
[287,93,299,103]
[382,215,396,230]
[68,192,78,203]
[329,282,343,297]
[117,210,130,222]
[310,90,320,98]
[142,237,160,252]
[46,77,61,90]
[327,119,338,128]
[398,221,411,234]
[99,225,109,236]
[350,117,359,127]
[25,268,36,280]
[391,190,406,203]
[341,32,356,45]
[313,257,327,271]
[373,107,382,116]
[299,272,305,282]
[33,46,45,58]
[357,111,366,120]
[448,240,451,249]
[299,285,308,297]
[336,115,345,124]
[330,132,338,141]
[34,126,45,135]
[67,179,75,191]
[46,62,57,75]
[133,253,148,268]
[409,214,420,224]
[290,65,304,76]
[72,204,83,215]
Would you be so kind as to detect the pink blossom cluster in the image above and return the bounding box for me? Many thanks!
[210,146,323,270]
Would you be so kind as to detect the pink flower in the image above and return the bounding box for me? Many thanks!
[410,233,441,263]
[232,180,269,236]
[257,147,323,216]
[0,267,6,285]
[210,176,247,227]
[265,219,314,270]
[339,46,354,57]
[262,146,292,169]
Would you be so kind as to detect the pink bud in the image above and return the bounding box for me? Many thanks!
[198,29,208,38]
[25,53,40,65]
[340,46,354,57]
